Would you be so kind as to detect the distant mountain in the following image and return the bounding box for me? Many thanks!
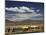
[5,19,44,26]
[5,19,15,23]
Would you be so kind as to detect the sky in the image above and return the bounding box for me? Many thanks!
[5,1,44,21]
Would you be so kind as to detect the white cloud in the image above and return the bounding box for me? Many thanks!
[36,9,40,12]
[19,6,29,10]
[5,6,35,13]
[6,7,19,12]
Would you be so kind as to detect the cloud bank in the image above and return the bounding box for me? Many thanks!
[5,6,36,13]
[5,6,43,21]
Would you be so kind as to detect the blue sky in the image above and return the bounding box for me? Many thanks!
[5,1,44,21]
